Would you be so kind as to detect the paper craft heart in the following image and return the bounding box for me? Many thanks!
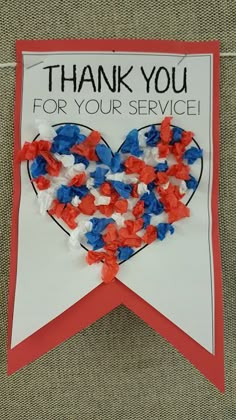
[19,117,203,283]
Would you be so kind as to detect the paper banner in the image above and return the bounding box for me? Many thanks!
[8,39,224,391]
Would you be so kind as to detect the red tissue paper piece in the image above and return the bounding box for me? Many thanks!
[160,195,178,212]
[181,131,193,147]
[86,251,119,285]
[48,199,65,218]
[97,204,114,217]
[121,235,142,248]
[104,241,120,254]
[168,201,190,224]
[40,151,62,177]
[124,156,145,174]
[119,219,144,248]
[167,163,190,180]
[61,203,80,229]
[68,172,86,187]
[172,143,186,162]
[103,223,118,243]
[114,199,128,214]
[160,116,172,144]
[131,184,139,198]
[98,189,120,216]
[110,190,120,204]
[158,183,184,200]
[71,131,101,161]
[158,143,171,158]
[158,183,183,211]
[79,194,96,215]
[84,131,101,147]
[86,250,105,265]
[125,218,144,233]
[46,160,62,176]
[100,182,112,196]
[142,225,157,244]
[132,200,145,218]
[101,255,119,284]
[18,140,51,161]
[155,172,169,185]
[33,176,50,190]
[139,165,156,184]
[87,251,120,283]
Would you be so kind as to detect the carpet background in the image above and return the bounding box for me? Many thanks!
[0,0,235,419]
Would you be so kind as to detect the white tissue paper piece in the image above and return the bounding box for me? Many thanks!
[65,163,86,179]
[69,221,93,248]
[137,182,149,195]
[138,131,147,148]
[111,212,125,227]
[86,177,95,189]
[179,180,188,195]
[37,188,55,216]
[54,153,75,168]
[35,119,56,140]
[71,196,81,207]
[106,171,138,184]
[94,196,111,206]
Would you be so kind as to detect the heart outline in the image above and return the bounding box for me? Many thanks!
[27,122,203,265]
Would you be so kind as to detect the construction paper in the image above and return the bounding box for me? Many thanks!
[8,39,223,391]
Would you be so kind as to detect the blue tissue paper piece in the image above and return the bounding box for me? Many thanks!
[90,167,109,187]
[148,198,164,215]
[73,154,89,167]
[118,246,134,261]
[145,125,160,146]
[95,144,113,167]
[185,174,198,190]
[147,181,156,192]
[51,135,75,155]
[120,129,142,157]
[111,181,132,198]
[111,152,121,173]
[183,147,203,164]
[56,124,80,138]
[141,192,164,215]
[31,155,47,178]
[157,223,174,241]
[155,161,168,172]
[57,185,74,203]
[116,163,125,173]
[141,192,153,206]
[51,124,86,154]
[92,237,105,250]
[72,185,89,198]
[75,134,87,144]
[142,213,151,229]
[170,127,183,145]
[90,217,114,234]
[85,232,105,250]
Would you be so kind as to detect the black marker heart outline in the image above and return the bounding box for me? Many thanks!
[27,122,203,265]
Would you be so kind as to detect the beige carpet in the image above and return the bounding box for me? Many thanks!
[0,0,235,418]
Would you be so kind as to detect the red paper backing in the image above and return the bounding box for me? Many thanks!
[8,39,224,392]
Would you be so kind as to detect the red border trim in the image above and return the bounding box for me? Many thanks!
[8,40,224,392]
[16,38,219,54]
[7,45,22,354]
